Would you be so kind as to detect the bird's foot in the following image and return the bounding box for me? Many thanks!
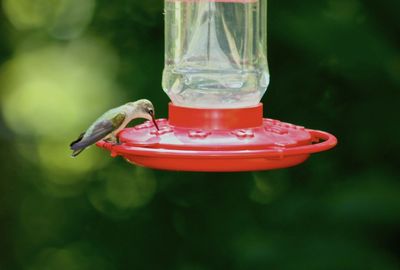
[105,134,121,145]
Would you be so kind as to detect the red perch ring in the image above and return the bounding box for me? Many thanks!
[97,103,337,172]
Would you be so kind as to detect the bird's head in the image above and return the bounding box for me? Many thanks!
[128,99,159,130]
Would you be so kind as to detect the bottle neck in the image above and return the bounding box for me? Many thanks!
[168,103,264,130]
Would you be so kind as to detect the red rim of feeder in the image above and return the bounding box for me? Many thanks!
[96,103,337,172]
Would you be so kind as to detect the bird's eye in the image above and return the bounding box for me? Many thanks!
[148,109,154,114]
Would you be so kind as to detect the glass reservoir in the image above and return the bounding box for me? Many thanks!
[163,0,269,108]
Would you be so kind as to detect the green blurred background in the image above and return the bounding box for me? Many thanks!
[0,0,399,269]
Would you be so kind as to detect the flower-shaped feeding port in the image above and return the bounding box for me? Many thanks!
[97,0,337,172]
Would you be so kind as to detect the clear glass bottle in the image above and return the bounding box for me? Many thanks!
[163,0,269,108]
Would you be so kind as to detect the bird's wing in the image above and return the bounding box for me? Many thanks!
[70,132,85,148]
[70,112,126,151]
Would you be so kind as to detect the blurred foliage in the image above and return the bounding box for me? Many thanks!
[0,0,399,269]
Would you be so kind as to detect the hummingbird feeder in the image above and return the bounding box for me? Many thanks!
[97,0,337,172]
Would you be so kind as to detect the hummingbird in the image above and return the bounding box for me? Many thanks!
[70,99,159,157]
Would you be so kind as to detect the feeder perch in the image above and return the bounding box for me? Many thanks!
[97,0,337,172]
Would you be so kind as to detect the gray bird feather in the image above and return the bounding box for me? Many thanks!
[69,99,157,158]
[70,112,126,157]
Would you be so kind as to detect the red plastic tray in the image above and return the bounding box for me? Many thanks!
[96,103,337,172]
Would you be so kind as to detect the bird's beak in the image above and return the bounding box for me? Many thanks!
[150,112,159,130]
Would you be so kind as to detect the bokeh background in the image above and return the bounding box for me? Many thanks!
[0,0,399,269]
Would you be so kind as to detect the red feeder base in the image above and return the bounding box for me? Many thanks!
[96,103,337,172]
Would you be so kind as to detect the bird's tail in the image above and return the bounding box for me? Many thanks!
[70,132,86,158]
[71,148,85,158]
